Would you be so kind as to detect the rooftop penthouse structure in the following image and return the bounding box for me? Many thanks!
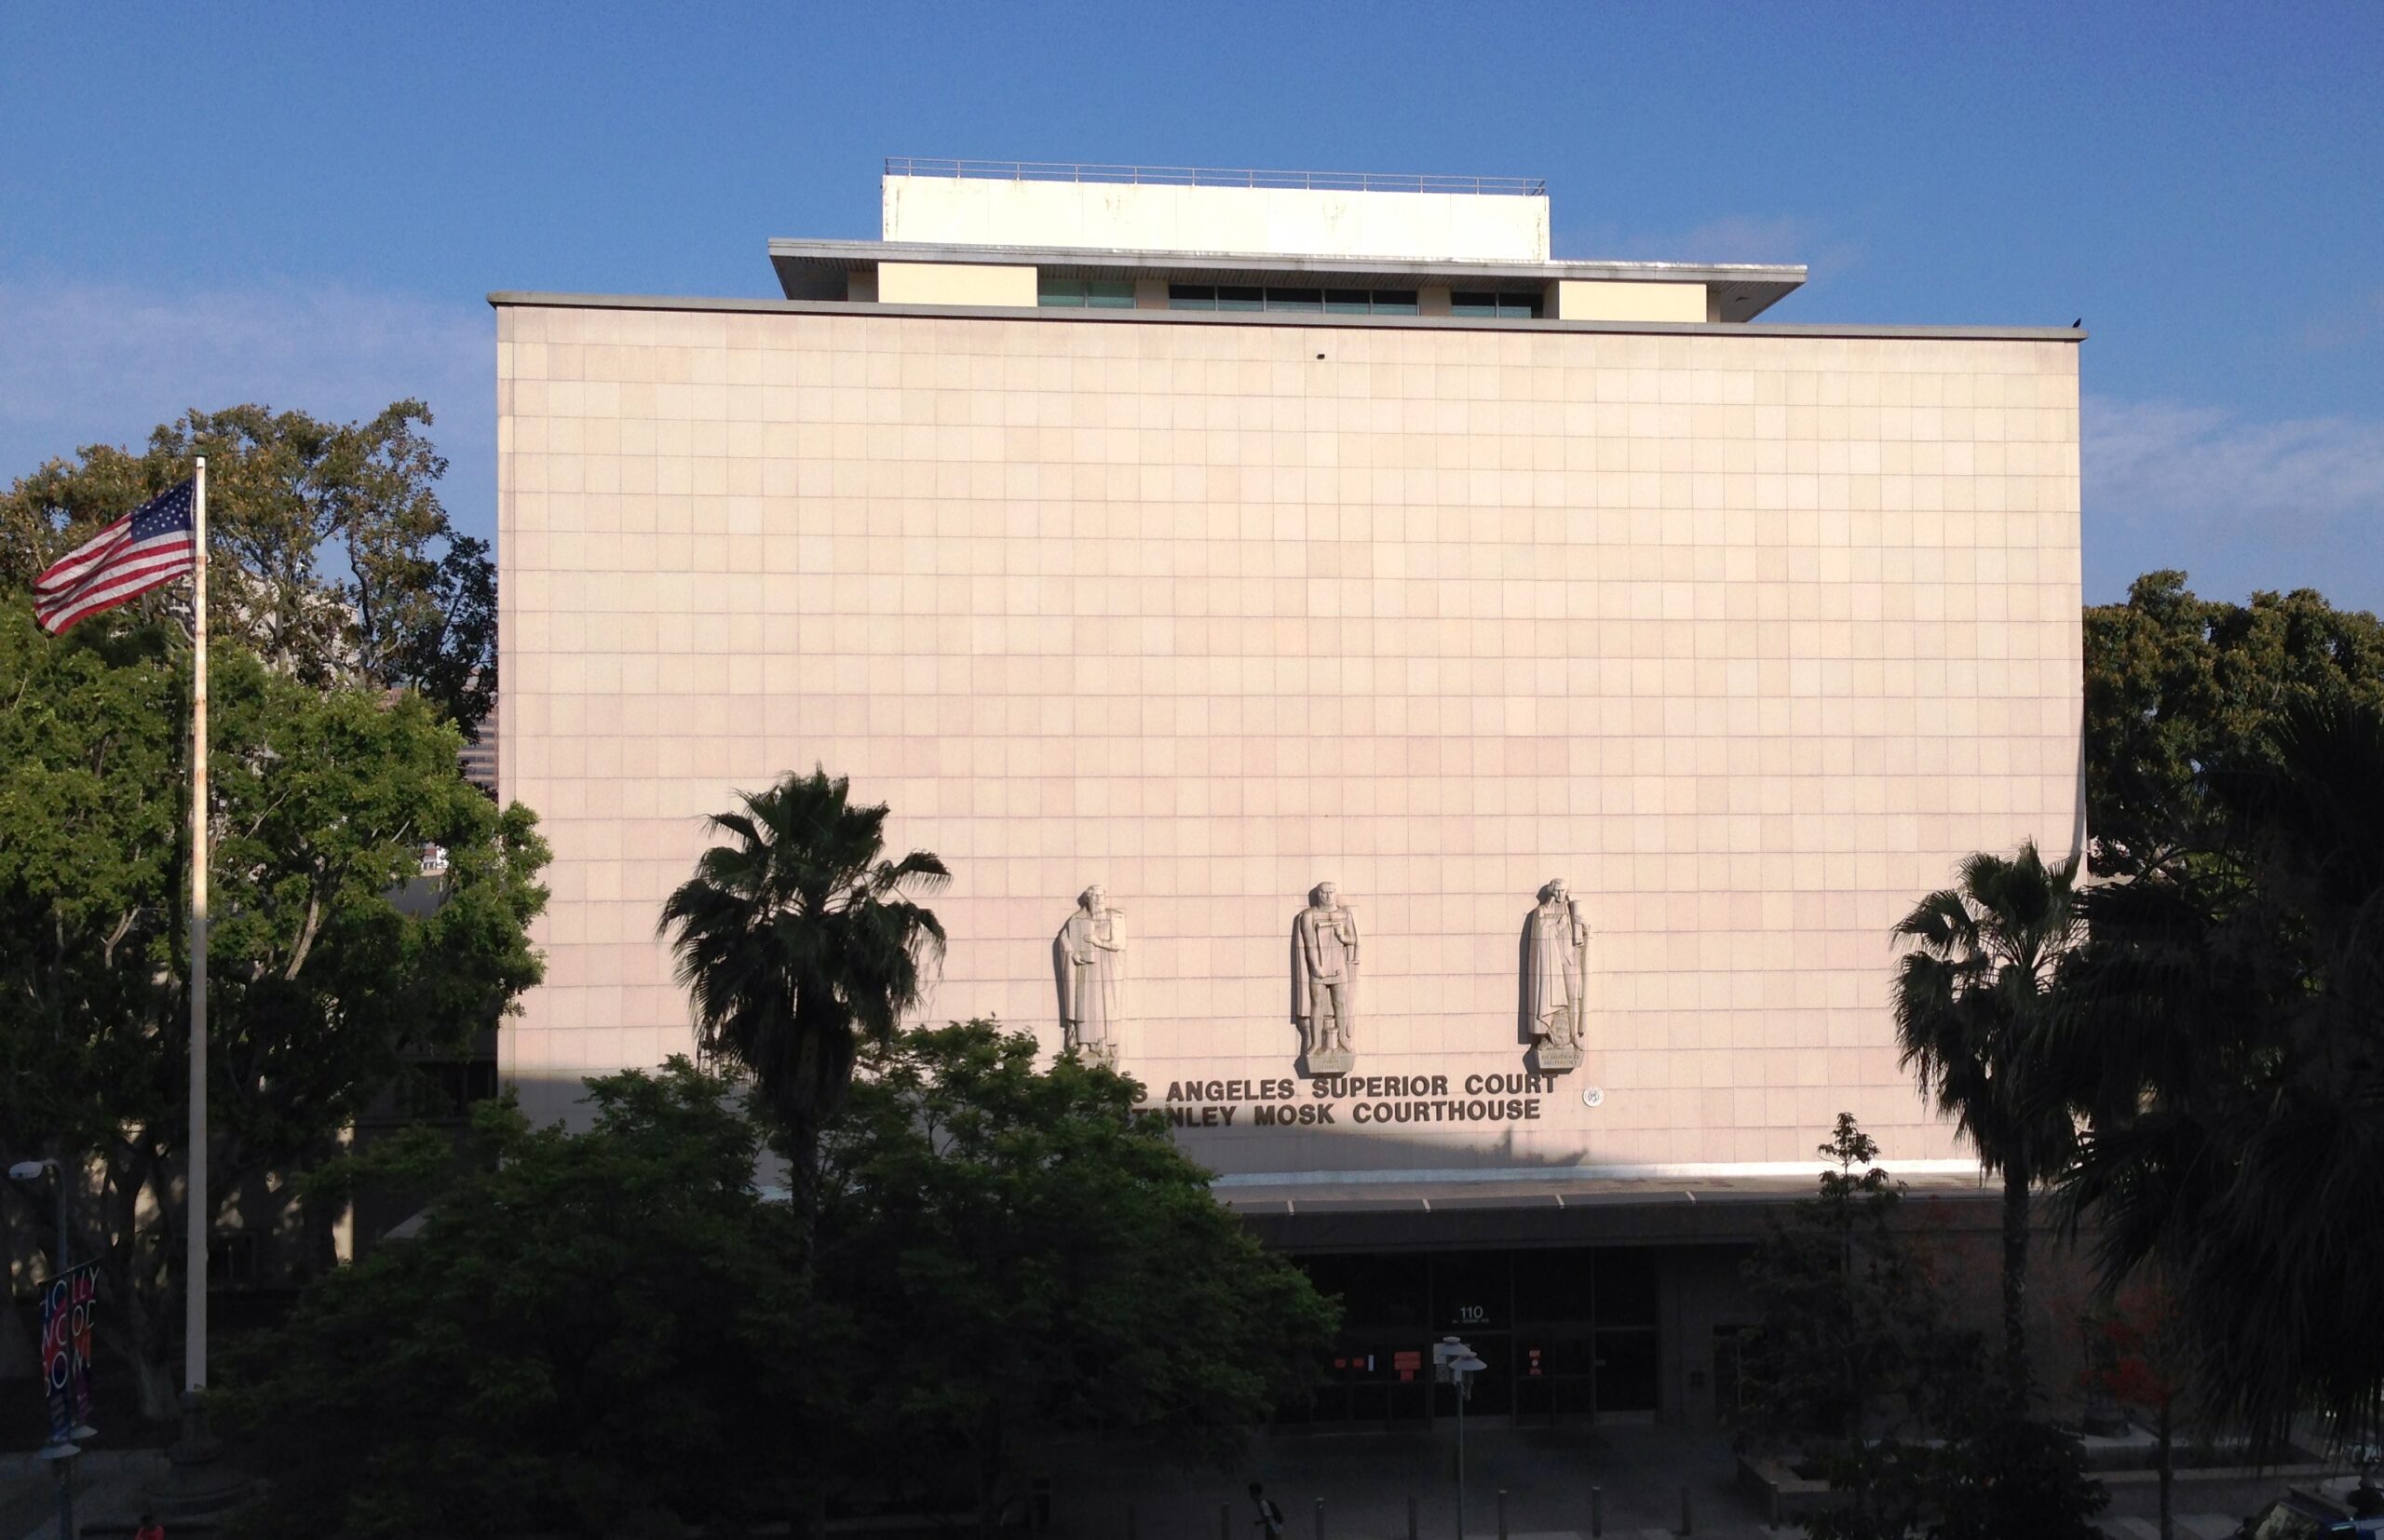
[761,158,1804,323]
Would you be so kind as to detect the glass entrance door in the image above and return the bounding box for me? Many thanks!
[1282,1245,1667,1429]
[1514,1324,1595,1422]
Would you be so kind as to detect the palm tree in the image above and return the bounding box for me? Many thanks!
[1891,840,2083,1404]
[657,767,947,1237]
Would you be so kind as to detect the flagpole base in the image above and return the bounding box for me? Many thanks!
[142,1392,254,1521]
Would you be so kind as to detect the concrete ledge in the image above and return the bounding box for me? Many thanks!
[485,290,2088,343]
[1739,1454,1832,1524]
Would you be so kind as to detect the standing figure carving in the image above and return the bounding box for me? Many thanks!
[1522,879,1590,1072]
[1292,882,1361,1074]
[1054,885,1126,1067]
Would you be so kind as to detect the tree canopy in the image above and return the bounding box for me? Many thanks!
[2083,571,2384,877]
[228,1028,1340,1539]
[816,1021,1341,1534]
[0,594,547,1415]
[224,1060,808,1540]
[0,401,497,732]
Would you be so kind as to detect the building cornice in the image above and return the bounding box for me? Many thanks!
[486,290,2088,344]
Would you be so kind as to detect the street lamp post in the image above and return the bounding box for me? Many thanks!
[11,1156,83,1540]
[1435,1337,1489,1540]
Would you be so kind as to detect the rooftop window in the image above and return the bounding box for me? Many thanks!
[1038,277,1136,308]
[1170,285,1420,315]
[1450,290,1543,319]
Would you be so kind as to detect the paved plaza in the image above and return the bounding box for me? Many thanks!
[1045,1423,2315,1540]
[0,1426,2346,1537]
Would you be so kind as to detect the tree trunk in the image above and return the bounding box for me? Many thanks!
[2157,1395,2174,1540]
[975,1411,1007,1540]
[111,1235,183,1424]
[785,1107,824,1540]
[786,1108,820,1261]
[0,1197,36,1381]
[2000,1161,2031,1406]
[129,1345,181,1424]
[104,1141,186,1425]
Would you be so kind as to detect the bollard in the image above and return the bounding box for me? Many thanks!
[1590,1486,1603,1537]
[1222,1501,1232,1540]
[1497,1488,1509,1540]
[1406,1493,1418,1540]
[1314,1496,1325,1540]
[1679,1482,1693,1536]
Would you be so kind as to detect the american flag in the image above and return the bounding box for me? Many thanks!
[34,480,199,635]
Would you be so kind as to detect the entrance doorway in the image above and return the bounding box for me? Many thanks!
[1284,1245,1664,1427]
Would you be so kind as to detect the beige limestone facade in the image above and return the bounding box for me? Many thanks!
[495,183,2084,1193]
[493,158,2088,1432]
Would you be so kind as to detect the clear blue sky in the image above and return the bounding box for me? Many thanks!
[5,1,2378,609]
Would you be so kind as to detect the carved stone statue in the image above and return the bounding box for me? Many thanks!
[1522,879,1590,1072]
[1292,882,1361,1074]
[1054,885,1125,1067]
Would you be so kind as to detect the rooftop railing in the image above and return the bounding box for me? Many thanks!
[884,157,1547,197]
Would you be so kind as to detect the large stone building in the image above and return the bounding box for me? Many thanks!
[494,159,2085,1425]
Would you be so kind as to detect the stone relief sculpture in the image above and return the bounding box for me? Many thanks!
[1054,885,1126,1067]
[1292,881,1361,1074]
[1522,879,1590,1072]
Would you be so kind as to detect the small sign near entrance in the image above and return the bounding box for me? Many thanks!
[1393,1349,1422,1382]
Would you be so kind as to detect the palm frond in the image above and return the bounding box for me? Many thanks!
[655,768,946,1146]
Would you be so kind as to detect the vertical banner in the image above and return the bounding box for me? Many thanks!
[39,1261,100,1443]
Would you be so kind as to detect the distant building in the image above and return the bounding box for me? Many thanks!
[494,159,2086,1426]
[457,707,497,795]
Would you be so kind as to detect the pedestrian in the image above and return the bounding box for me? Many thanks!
[1249,1480,1284,1540]
[133,1515,165,1540]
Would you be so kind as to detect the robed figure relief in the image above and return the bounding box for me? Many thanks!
[1522,879,1590,1072]
[1292,882,1361,1074]
[1054,885,1126,1067]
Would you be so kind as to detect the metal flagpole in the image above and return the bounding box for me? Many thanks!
[146,458,249,1522]
[187,454,208,1397]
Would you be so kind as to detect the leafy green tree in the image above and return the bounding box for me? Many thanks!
[1741,1115,1979,1534]
[1891,841,2081,1401]
[0,596,547,1417]
[0,401,497,732]
[816,1021,1341,1536]
[2084,571,2384,877]
[222,1060,810,1540]
[657,767,947,1237]
[1921,1415,2106,1540]
[2061,696,2384,1451]
[1743,1118,2103,1540]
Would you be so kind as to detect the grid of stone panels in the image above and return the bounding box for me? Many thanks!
[496,304,2082,1175]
